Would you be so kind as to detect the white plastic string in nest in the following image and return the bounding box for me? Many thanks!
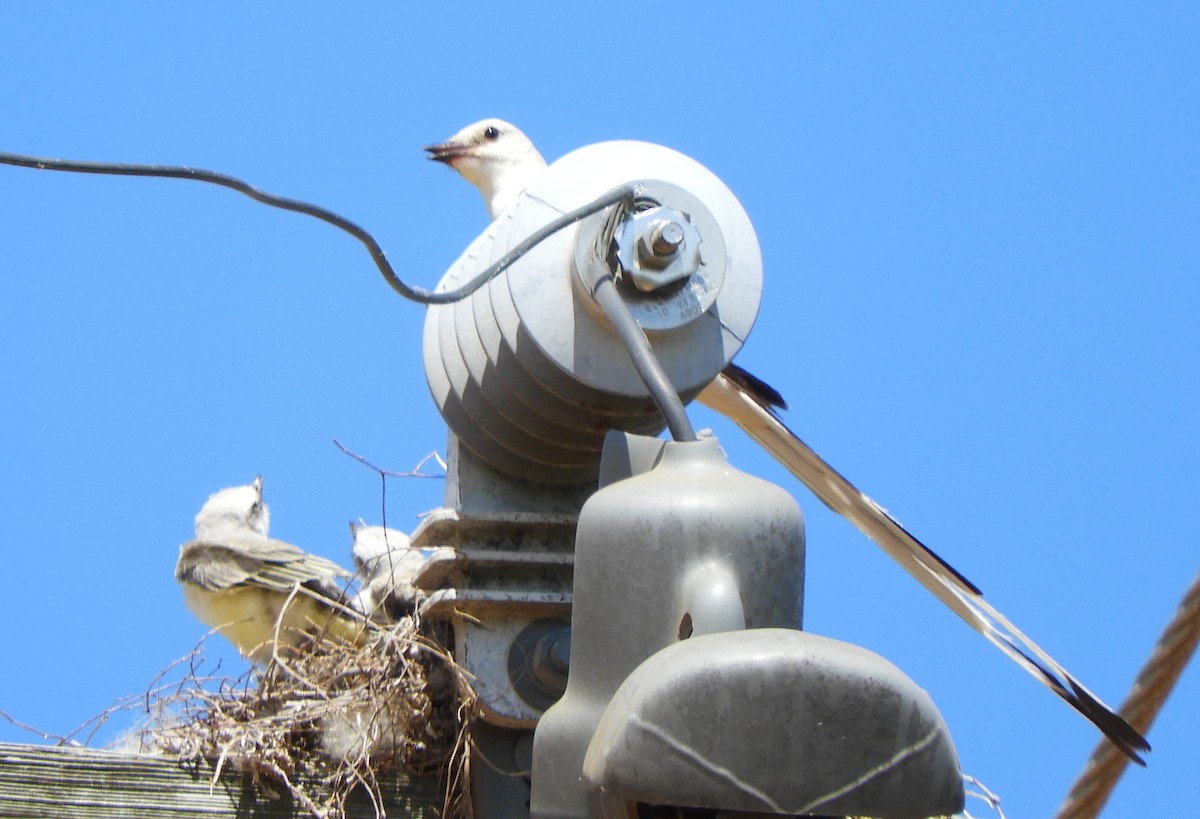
[958,773,1006,819]
[125,614,477,819]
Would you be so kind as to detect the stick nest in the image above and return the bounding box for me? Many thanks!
[127,617,475,819]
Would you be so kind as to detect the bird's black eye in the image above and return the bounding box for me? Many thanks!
[483,126,500,141]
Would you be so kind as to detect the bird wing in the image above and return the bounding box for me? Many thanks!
[176,537,351,597]
[699,367,1150,763]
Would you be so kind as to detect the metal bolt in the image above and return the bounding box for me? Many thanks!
[531,629,571,697]
[615,205,703,293]
[637,219,685,270]
[651,220,685,256]
[508,619,572,709]
[548,633,571,672]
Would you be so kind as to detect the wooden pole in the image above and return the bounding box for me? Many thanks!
[0,742,441,818]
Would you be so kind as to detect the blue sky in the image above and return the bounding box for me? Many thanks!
[2,3,1197,816]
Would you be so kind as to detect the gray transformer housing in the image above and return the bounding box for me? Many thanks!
[530,434,964,819]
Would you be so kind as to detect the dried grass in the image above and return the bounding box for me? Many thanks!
[123,614,476,819]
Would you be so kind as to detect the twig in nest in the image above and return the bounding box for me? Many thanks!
[332,439,446,535]
[333,439,447,481]
[0,708,81,747]
[128,615,477,819]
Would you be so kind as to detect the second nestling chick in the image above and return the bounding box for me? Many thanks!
[350,521,447,622]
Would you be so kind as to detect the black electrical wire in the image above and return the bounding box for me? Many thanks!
[448,183,638,306]
[0,150,634,306]
[584,200,698,443]
[1,150,697,441]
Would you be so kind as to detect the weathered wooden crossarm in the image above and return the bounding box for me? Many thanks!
[0,742,441,818]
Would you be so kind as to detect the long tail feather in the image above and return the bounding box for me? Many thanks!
[699,368,1150,763]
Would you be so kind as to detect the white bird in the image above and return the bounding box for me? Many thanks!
[349,520,454,620]
[349,520,424,619]
[424,119,547,219]
[175,477,364,662]
[350,519,411,570]
[425,118,1150,763]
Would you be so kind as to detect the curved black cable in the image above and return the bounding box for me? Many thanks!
[1,150,696,440]
[584,199,698,443]
[0,150,633,306]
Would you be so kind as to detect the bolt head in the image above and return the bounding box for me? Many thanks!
[652,220,686,255]
[530,629,571,696]
[615,206,704,293]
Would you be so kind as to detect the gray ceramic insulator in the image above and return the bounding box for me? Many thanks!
[530,432,963,819]
[531,434,806,818]
[422,141,763,484]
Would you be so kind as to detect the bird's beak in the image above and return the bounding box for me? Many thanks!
[423,141,471,164]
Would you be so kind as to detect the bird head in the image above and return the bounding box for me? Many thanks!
[350,520,412,571]
[424,118,548,219]
[193,475,270,539]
